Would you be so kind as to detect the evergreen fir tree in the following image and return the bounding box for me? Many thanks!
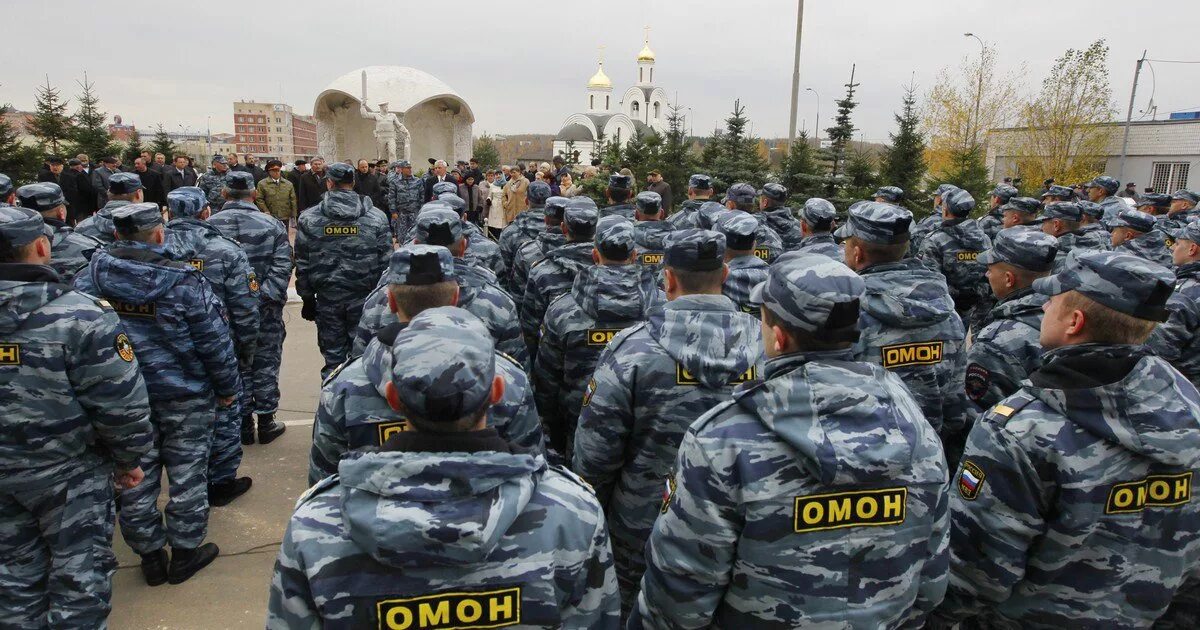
[706,100,769,190]
[699,129,725,175]
[560,140,580,167]
[29,76,73,155]
[656,102,694,204]
[472,134,501,169]
[780,131,824,199]
[879,83,927,210]
[844,149,879,201]
[824,65,860,193]
[122,128,145,165]
[0,105,43,184]
[68,73,118,160]
[149,124,178,159]
[621,129,653,179]
[934,144,991,204]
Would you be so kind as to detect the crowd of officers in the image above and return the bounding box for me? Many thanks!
[4,161,1200,628]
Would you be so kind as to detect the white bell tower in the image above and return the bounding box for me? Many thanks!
[636,26,656,86]
[587,45,613,113]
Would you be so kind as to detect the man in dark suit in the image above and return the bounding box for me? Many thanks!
[297,157,328,210]
[422,159,455,202]
[37,156,67,186]
[134,158,167,207]
[164,155,198,193]
[90,156,119,209]
[61,158,97,224]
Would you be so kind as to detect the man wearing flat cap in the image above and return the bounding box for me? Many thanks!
[15,182,102,282]
[75,171,145,246]
[1084,175,1127,223]
[714,210,769,314]
[602,174,637,220]
[521,199,600,359]
[1110,207,1173,267]
[980,184,1019,241]
[1157,189,1200,236]
[795,197,844,262]
[197,155,232,212]
[666,174,716,230]
[759,182,803,250]
[1146,221,1200,389]
[934,250,1200,628]
[630,252,948,629]
[917,188,994,333]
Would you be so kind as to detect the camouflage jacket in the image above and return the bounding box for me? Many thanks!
[664,198,708,230]
[572,294,761,601]
[1116,229,1174,268]
[533,264,664,455]
[308,321,543,485]
[44,217,102,283]
[1157,209,1200,238]
[352,258,528,368]
[908,213,944,258]
[510,229,564,305]
[197,168,229,211]
[601,203,636,220]
[852,258,969,440]
[74,199,130,247]
[520,242,595,354]
[1146,261,1200,387]
[1098,195,1127,222]
[749,213,785,264]
[917,218,994,319]
[498,207,546,291]
[0,264,153,490]
[385,173,424,215]
[978,211,1004,242]
[761,205,804,251]
[722,254,769,316]
[1053,226,1112,272]
[630,349,950,629]
[461,221,505,278]
[74,242,240,400]
[271,438,619,629]
[795,233,844,263]
[936,344,1200,628]
[296,189,391,303]
[166,218,261,361]
[208,200,294,304]
[964,288,1046,412]
[634,220,670,286]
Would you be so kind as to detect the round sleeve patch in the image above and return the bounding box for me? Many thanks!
[581,378,596,407]
[248,272,260,293]
[965,363,991,403]
[115,333,136,363]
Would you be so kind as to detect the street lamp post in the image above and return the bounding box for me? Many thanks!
[964,33,985,148]
[805,87,820,138]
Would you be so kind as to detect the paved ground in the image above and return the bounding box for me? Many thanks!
[109,302,320,629]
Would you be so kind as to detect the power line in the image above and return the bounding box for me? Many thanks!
[1138,60,1157,120]
[1145,58,1200,64]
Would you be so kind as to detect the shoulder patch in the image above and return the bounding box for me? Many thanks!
[376,586,522,629]
[660,472,677,514]
[114,333,135,363]
[965,363,990,403]
[958,460,986,500]
[880,341,944,368]
[0,343,21,366]
[248,271,260,293]
[582,378,596,407]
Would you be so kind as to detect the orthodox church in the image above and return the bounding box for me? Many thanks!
[553,31,670,165]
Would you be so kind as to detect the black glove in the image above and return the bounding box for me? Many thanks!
[301,296,317,321]
[236,344,256,372]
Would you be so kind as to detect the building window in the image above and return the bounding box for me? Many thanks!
[1151,162,1190,193]
[590,95,594,110]
[653,102,660,119]
[632,101,640,116]
[640,68,644,83]
[650,68,653,83]
[605,96,610,110]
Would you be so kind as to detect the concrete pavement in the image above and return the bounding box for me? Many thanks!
[109,302,321,629]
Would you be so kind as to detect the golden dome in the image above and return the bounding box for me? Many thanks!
[637,42,656,62]
[588,62,612,89]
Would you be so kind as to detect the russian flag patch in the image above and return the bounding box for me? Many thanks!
[959,460,986,500]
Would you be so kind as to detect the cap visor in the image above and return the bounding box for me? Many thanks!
[749,281,766,307]
[833,223,853,239]
[1031,272,1080,297]
[976,249,999,266]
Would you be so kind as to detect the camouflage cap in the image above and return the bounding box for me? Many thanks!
[799,198,837,229]
[725,183,757,204]
[415,206,464,246]
[0,206,47,247]
[225,171,256,191]
[1085,175,1120,194]
[977,227,1058,272]
[108,172,144,194]
[1037,201,1083,222]
[1077,200,1104,218]
[759,182,788,202]
[0,173,13,197]
[1001,197,1042,215]
[989,183,1019,203]
[834,201,913,244]
[394,159,412,168]
[432,181,458,197]
[564,199,599,234]
[211,155,228,165]
[326,162,355,184]
[944,188,976,217]
[1135,193,1172,210]
[873,186,904,203]
[1171,189,1200,205]
[166,186,208,217]
[696,201,727,230]
[931,183,960,200]
[595,215,635,259]
[635,191,663,214]
[688,174,713,190]
[526,180,552,204]
[544,196,570,219]
[1109,208,1157,233]
[1033,250,1174,321]
[16,183,66,212]
[1041,184,1075,199]
[665,228,725,271]
[608,174,633,190]
[386,244,457,286]
[437,192,467,215]
[1172,221,1200,245]
[750,252,865,333]
[390,307,496,422]
[111,202,164,234]
[715,210,759,250]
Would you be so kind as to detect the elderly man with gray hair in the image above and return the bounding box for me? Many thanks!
[423,159,453,202]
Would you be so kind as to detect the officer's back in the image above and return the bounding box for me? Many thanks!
[270,308,619,629]
[759,183,803,250]
[839,202,969,443]
[715,210,769,315]
[630,253,949,629]
[916,189,993,329]
[794,197,844,262]
[207,173,293,306]
[75,172,144,246]
[631,191,670,285]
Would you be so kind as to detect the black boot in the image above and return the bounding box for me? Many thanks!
[208,477,253,507]
[240,414,255,445]
[257,413,286,445]
[168,542,220,584]
[140,548,169,586]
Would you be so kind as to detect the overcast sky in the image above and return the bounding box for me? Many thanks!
[3,0,1198,143]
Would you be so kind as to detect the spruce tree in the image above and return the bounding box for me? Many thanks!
[29,76,73,155]
[699,129,725,176]
[122,128,145,165]
[879,83,927,210]
[149,124,178,159]
[560,140,580,167]
[655,102,694,207]
[472,134,501,169]
[844,149,879,201]
[780,131,823,199]
[68,74,118,160]
[708,100,769,190]
[824,65,860,192]
[934,144,991,204]
[621,129,652,179]
[0,105,43,184]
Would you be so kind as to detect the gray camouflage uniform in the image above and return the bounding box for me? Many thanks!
[14,183,101,283]
[1146,223,1200,386]
[385,169,424,241]
[916,190,994,333]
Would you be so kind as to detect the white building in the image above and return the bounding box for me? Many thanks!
[986,116,1200,193]
[553,34,669,165]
